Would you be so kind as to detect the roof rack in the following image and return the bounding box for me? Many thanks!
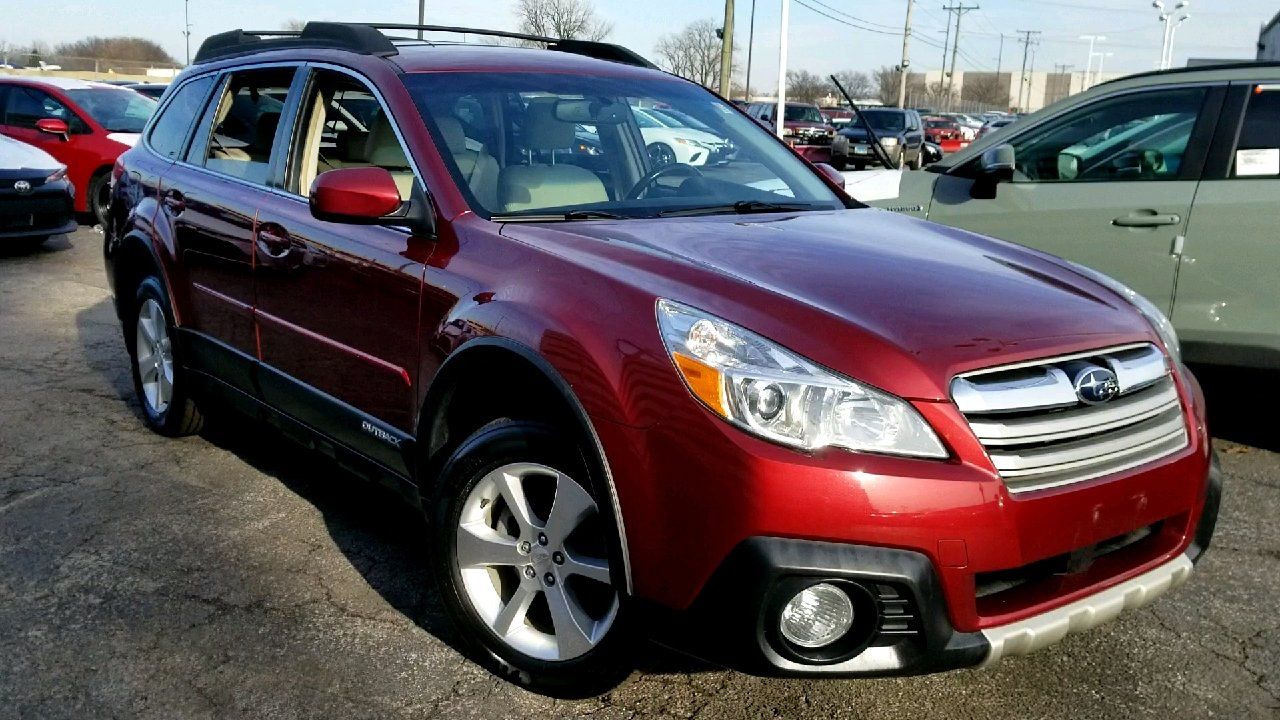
[192,21,657,70]
[1097,60,1280,86]
[194,23,397,63]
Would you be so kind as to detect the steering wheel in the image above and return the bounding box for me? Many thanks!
[626,162,704,200]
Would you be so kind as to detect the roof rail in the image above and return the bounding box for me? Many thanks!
[1097,60,1280,86]
[194,23,397,63]
[360,23,657,69]
[193,22,658,70]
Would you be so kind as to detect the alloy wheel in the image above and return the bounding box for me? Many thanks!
[135,298,174,415]
[647,143,677,168]
[455,462,618,662]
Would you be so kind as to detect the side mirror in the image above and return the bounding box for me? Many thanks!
[310,167,404,222]
[980,143,1016,175]
[36,118,69,139]
[813,162,846,189]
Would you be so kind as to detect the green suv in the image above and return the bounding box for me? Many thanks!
[873,62,1280,369]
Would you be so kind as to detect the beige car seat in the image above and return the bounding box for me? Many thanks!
[436,116,500,210]
[498,97,608,213]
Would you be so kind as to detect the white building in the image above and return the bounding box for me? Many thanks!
[1258,10,1280,60]
[906,69,1125,113]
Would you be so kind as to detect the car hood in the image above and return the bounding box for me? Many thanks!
[501,209,1154,400]
[0,134,61,173]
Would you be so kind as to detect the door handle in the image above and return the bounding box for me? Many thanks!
[1112,210,1181,228]
[162,189,185,215]
[255,223,294,259]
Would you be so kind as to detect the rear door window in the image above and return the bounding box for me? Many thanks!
[147,75,216,160]
[1230,85,1280,177]
[198,67,297,185]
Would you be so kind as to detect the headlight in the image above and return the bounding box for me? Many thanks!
[656,299,948,458]
[879,136,899,147]
[1069,263,1181,364]
[45,166,67,183]
[675,137,710,150]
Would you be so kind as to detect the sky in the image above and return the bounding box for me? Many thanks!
[0,0,1274,92]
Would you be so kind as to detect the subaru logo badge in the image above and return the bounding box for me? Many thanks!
[13,180,31,194]
[1073,367,1120,405]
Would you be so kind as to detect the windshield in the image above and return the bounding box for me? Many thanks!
[860,111,906,132]
[784,104,824,123]
[925,119,952,128]
[65,88,155,133]
[402,72,844,220]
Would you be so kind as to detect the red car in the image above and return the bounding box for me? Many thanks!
[0,77,156,226]
[104,23,1218,696]
[745,101,837,163]
[922,116,970,153]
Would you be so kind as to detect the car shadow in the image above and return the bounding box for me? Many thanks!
[0,233,74,258]
[73,297,715,692]
[1189,363,1280,452]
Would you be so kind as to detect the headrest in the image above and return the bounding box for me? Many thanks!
[365,115,408,169]
[524,96,575,150]
[436,116,467,155]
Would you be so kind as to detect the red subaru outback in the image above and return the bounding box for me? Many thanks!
[104,23,1219,696]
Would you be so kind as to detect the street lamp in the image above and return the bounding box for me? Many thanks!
[1154,1,1190,69]
[1079,34,1105,89]
[184,0,192,66]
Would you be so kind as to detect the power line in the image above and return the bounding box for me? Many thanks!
[802,0,905,31]
[791,0,903,36]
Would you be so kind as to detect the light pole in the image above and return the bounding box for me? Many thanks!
[184,0,192,65]
[1154,1,1189,69]
[744,0,757,101]
[897,0,913,108]
[775,0,789,138]
[1096,51,1113,82]
[1166,13,1190,68]
[418,0,426,39]
[1079,34,1105,89]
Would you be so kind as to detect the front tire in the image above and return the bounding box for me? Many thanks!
[646,142,677,168]
[128,277,203,436]
[431,421,631,697]
[89,170,111,228]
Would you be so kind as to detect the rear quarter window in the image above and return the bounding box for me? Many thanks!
[148,76,216,160]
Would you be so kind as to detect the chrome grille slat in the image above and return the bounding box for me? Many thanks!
[952,343,1189,494]
[969,381,1180,446]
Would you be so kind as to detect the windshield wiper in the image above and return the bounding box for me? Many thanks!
[492,209,627,222]
[657,200,824,218]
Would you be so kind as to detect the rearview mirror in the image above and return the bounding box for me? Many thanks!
[813,162,845,189]
[36,118,69,139]
[554,99,629,125]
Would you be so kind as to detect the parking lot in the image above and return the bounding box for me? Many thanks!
[1,227,1277,719]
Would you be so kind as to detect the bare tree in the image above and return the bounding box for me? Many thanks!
[873,65,903,105]
[516,0,612,41]
[829,70,872,100]
[53,37,174,64]
[962,72,1010,108]
[655,20,723,89]
[786,70,829,104]
[282,19,307,32]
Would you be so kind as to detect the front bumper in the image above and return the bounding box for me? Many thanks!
[650,454,1218,677]
[0,179,77,240]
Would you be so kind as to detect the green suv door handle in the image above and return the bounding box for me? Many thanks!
[1111,211,1182,228]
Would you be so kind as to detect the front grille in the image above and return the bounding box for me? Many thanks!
[952,343,1188,494]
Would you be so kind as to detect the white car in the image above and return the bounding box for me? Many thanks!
[632,107,733,166]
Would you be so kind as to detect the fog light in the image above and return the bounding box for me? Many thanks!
[779,582,854,648]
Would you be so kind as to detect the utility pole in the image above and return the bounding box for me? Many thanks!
[1079,34,1105,89]
[996,32,1004,74]
[719,0,735,98]
[744,0,757,101]
[942,4,978,100]
[184,0,192,65]
[1015,29,1040,111]
[1154,1,1189,69]
[417,0,426,39]
[775,0,790,137]
[1054,63,1073,74]
[897,0,914,108]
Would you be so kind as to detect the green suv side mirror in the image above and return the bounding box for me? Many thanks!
[973,143,1015,200]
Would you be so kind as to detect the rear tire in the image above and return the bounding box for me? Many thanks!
[851,162,866,172]
[431,420,632,697]
[127,277,203,436]
[908,152,922,170]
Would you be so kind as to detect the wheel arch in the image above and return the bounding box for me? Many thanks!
[417,336,632,593]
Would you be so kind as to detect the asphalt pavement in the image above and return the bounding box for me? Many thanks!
[1,227,1277,719]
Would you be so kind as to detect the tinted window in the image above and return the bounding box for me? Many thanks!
[860,111,906,132]
[65,88,155,133]
[1010,88,1207,182]
[784,104,823,123]
[200,68,295,184]
[4,86,87,132]
[148,76,215,160]
[1232,86,1280,178]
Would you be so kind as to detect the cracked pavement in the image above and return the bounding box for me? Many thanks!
[1,229,1277,719]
